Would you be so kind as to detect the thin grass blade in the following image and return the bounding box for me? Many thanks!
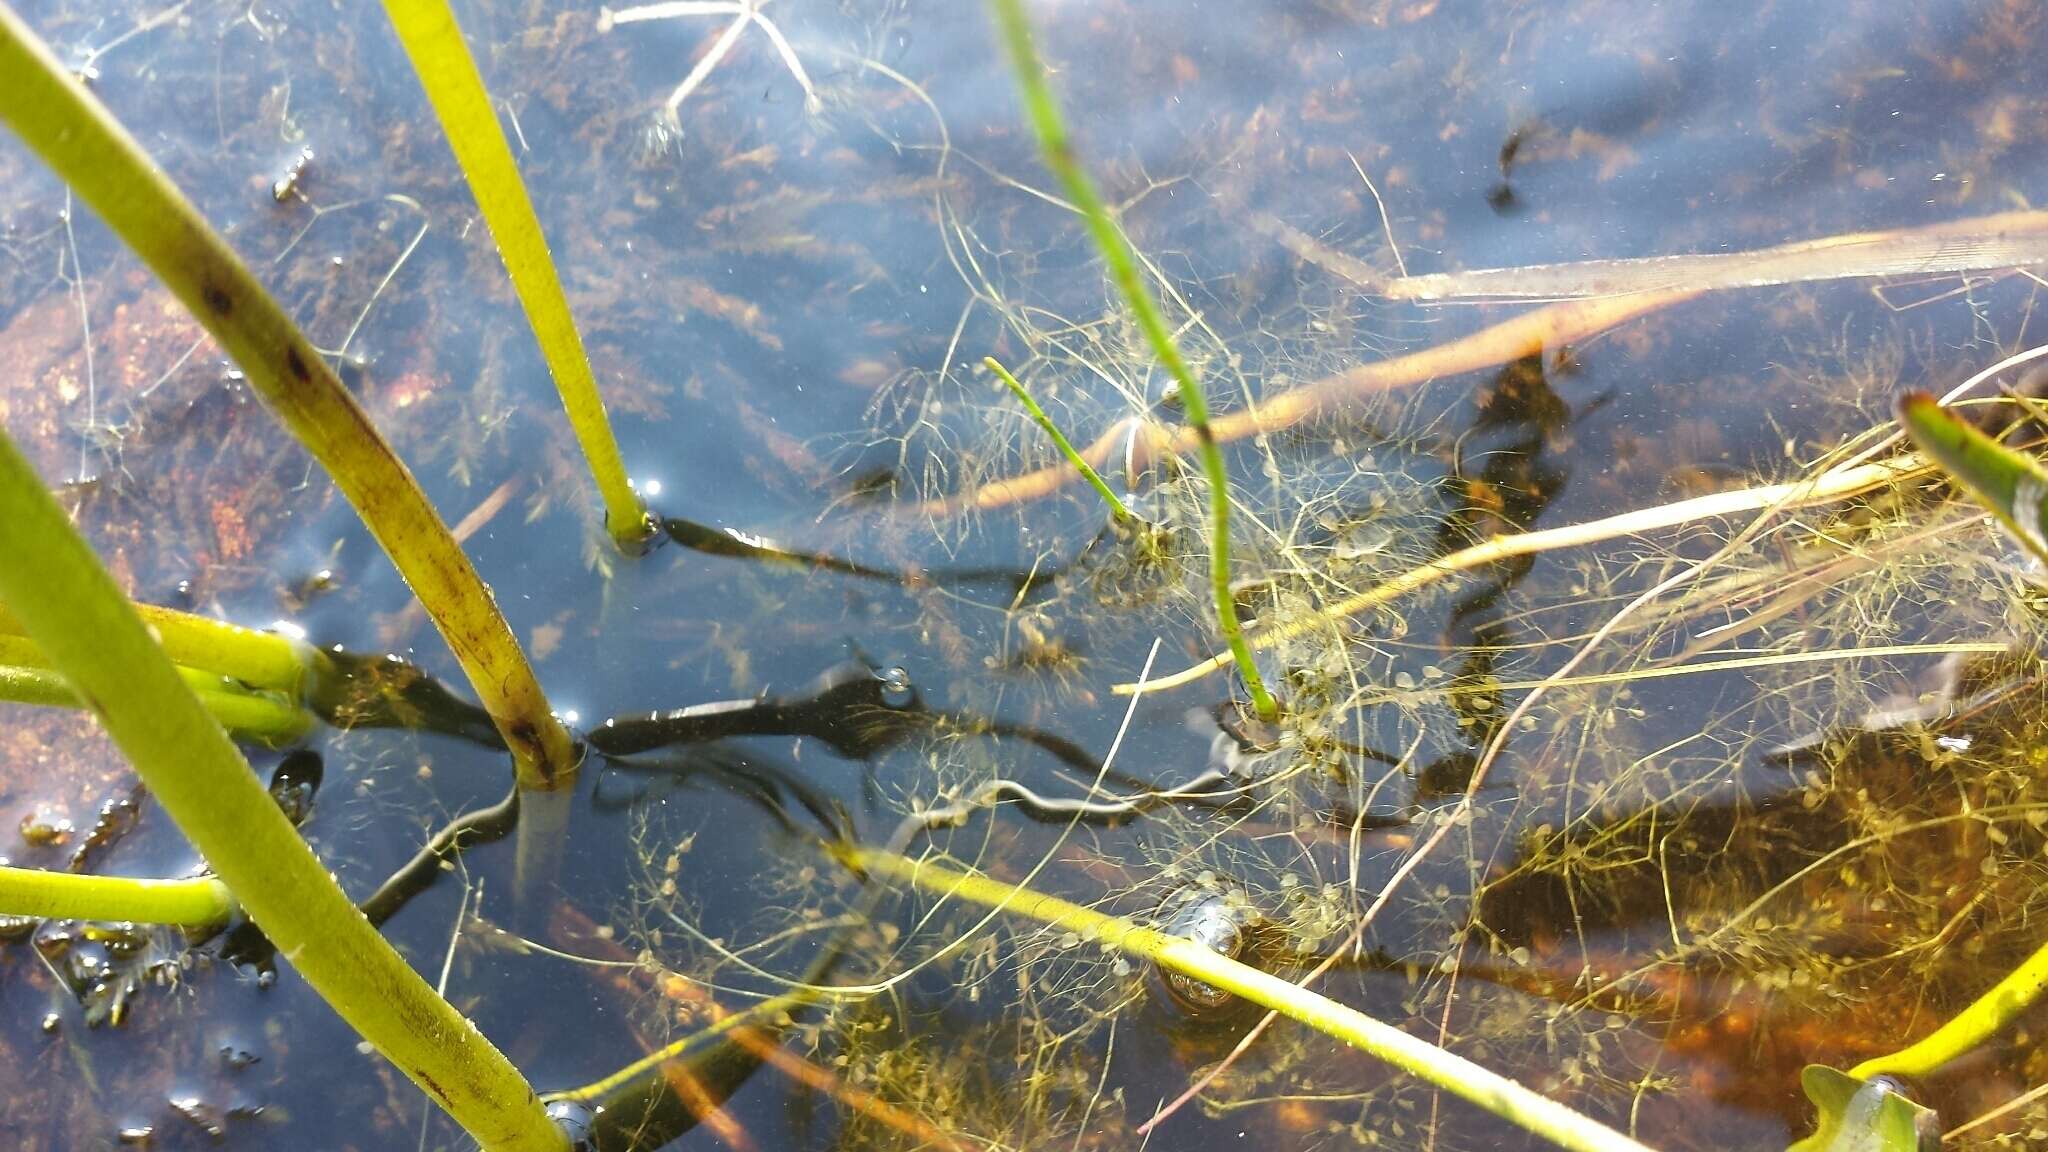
[1896,390,2048,565]
[381,0,652,547]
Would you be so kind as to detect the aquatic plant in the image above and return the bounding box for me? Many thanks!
[984,354,1136,526]
[9,3,2048,1152]
[846,844,1657,1152]
[381,0,652,548]
[0,404,563,1148]
[988,0,1278,719]
[0,1,578,791]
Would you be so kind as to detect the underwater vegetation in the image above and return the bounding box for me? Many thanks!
[5,2,2048,1152]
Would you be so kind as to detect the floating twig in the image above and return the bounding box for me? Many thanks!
[1365,209,2048,302]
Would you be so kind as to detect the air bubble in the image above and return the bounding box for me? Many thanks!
[878,666,915,708]
[546,1100,598,1151]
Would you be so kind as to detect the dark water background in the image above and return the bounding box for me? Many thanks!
[1,1,2045,1149]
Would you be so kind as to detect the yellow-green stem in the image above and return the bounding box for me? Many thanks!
[0,423,564,1152]
[984,356,1133,523]
[0,661,314,746]
[380,0,652,549]
[0,864,233,927]
[987,0,1276,718]
[0,3,576,789]
[0,601,324,696]
[1850,934,2048,1081]
[848,846,1655,1152]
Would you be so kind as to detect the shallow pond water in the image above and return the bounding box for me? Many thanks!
[3,1,2048,1150]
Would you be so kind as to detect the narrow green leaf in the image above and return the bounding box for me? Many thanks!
[987,0,1278,719]
[381,0,652,548]
[1897,390,2048,563]
[984,356,1134,524]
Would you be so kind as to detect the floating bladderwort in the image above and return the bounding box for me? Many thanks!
[0,2,576,791]
[1773,388,2048,1151]
[379,0,654,549]
[985,0,1279,720]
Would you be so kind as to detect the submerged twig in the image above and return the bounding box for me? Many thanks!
[919,289,1697,517]
[600,0,820,127]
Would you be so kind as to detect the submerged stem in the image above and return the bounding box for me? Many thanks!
[984,356,1133,524]
[0,423,564,1150]
[0,864,233,928]
[0,661,314,746]
[987,0,1277,720]
[0,600,329,696]
[0,3,576,789]
[1850,933,2048,1082]
[846,846,1656,1152]
[380,0,653,549]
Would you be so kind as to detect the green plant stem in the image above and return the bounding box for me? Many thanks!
[984,356,1133,523]
[1850,934,2048,1081]
[0,601,326,697]
[0,662,314,746]
[988,0,1277,720]
[0,864,233,927]
[380,0,652,549]
[846,845,1655,1152]
[0,3,577,790]
[0,424,565,1152]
